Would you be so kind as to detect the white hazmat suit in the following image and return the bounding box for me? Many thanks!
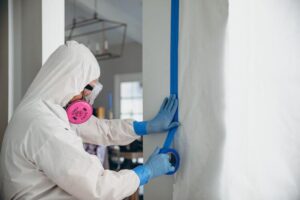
[0,41,140,200]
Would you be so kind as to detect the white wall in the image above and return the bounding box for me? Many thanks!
[19,0,42,104]
[143,1,173,200]
[0,0,9,145]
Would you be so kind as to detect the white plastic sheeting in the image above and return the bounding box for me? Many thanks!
[222,0,300,199]
[173,0,228,199]
[173,0,300,199]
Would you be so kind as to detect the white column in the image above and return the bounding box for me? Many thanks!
[143,1,173,200]
[42,0,65,64]
[11,0,65,113]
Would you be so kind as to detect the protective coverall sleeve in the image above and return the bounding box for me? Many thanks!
[71,115,140,146]
[32,126,140,200]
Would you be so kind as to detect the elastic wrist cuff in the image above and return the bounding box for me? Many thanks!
[133,121,148,136]
[133,165,151,186]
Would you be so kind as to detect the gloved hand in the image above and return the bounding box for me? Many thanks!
[133,95,179,135]
[133,147,175,185]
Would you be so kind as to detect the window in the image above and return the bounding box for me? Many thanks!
[114,73,143,121]
[120,81,143,120]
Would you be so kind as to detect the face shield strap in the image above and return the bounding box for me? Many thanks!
[84,82,103,105]
[84,84,94,91]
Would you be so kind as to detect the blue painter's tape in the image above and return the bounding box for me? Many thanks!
[159,147,180,175]
[160,0,180,175]
[163,0,179,150]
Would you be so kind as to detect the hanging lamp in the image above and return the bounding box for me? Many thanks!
[65,0,127,60]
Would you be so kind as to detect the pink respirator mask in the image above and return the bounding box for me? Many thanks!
[66,82,102,124]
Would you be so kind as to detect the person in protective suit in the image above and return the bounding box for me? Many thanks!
[0,41,179,200]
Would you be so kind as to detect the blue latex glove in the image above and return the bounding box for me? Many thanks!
[133,147,175,185]
[133,94,179,135]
